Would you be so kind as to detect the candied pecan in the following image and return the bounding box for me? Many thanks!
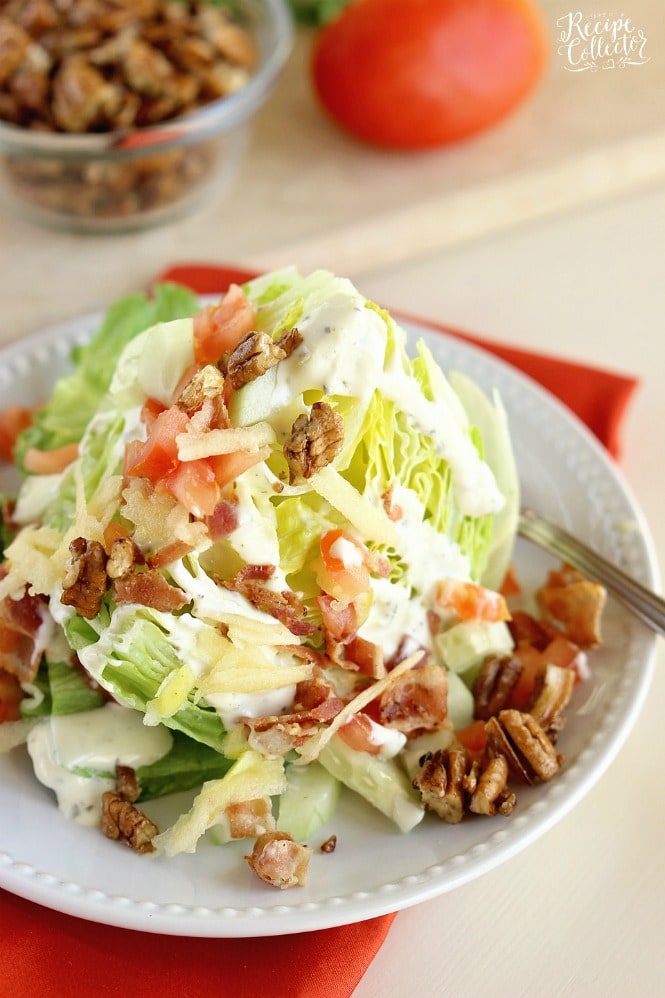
[508,609,552,650]
[199,6,258,68]
[527,663,575,738]
[112,568,188,612]
[115,764,141,804]
[485,709,561,784]
[0,17,31,85]
[468,754,516,816]
[226,331,287,390]
[60,537,108,619]
[283,402,344,485]
[101,791,158,854]
[245,832,311,889]
[320,834,337,854]
[413,747,467,823]
[473,653,523,721]
[105,535,141,579]
[51,54,119,131]
[177,364,226,415]
[122,37,175,96]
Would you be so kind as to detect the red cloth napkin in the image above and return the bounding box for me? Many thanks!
[1,263,639,998]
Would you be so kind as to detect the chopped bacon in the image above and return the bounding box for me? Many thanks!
[381,485,403,522]
[317,594,358,642]
[204,497,239,540]
[536,565,606,648]
[0,575,53,683]
[112,569,188,612]
[225,572,317,637]
[386,635,428,671]
[294,672,338,710]
[245,831,311,889]
[377,660,448,737]
[147,540,195,570]
[243,698,346,756]
[340,635,385,679]
[226,798,274,840]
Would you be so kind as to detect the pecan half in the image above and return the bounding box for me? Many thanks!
[283,402,344,484]
[473,653,523,720]
[226,328,301,390]
[413,748,468,823]
[105,535,141,580]
[527,663,576,738]
[177,363,226,414]
[485,709,561,783]
[60,537,108,619]
[114,764,141,804]
[468,754,516,816]
[101,791,158,854]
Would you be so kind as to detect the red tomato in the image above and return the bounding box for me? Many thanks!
[311,0,549,149]
[124,405,190,482]
[207,447,271,491]
[435,578,510,623]
[193,284,257,366]
[22,442,80,475]
[0,405,34,463]
[317,528,370,603]
[165,459,220,518]
[455,719,487,758]
[338,713,382,755]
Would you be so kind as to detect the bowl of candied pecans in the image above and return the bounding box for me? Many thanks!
[0,0,293,232]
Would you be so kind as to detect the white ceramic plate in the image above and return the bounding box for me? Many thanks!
[0,311,658,937]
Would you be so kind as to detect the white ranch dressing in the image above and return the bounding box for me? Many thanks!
[380,352,504,518]
[26,703,172,826]
[272,293,387,410]
[364,718,407,760]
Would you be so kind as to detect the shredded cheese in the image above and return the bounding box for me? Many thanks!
[176,423,275,461]
[308,465,401,549]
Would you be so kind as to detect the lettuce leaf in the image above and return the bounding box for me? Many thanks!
[14,282,199,470]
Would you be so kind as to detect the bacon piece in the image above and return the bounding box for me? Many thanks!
[204,497,239,540]
[226,798,274,840]
[377,660,448,737]
[0,574,53,682]
[225,570,316,638]
[147,540,195,569]
[245,832,311,889]
[112,569,188,612]
[294,673,338,710]
[536,565,606,648]
[243,698,346,756]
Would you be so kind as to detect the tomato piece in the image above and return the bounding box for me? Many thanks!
[338,713,382,755]
[317,529,370,604]
[207,446,271,490]
[124,405,189,482]
[541,634,590,683]
[193,284,257,366]
[141,397,167,429]
[311,0,549,150]
[0,405,35,463]
[455,719,487,757]
[165,459,220,518]
[435,578,510,623]
[22,442,79,474]
[0,667,23,723]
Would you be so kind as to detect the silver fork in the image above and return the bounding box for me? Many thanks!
[517,508,665,638]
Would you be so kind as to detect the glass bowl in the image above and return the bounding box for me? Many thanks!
[0,0,293,233]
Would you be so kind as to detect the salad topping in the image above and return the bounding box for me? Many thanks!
[0,269,606,889]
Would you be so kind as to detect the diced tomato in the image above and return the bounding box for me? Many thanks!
[500,564,521,597]
[141,396,167,429]
[124,405,190,482]
[435,578,510,623]
[193,284,257,366]
[23,441,79,474]
[207,446,271,491]
[509,642,545,709]
[317,529,370,604]
[540,634,590,684]
[0,667,23,723]
[164,459,220,518]
[0,405,35,463]
[338,713,382,755]
[455,719,487,759]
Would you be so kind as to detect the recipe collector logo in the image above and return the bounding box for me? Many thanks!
[557,11,650,71]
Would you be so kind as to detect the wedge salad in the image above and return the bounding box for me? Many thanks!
[0,269,604,889]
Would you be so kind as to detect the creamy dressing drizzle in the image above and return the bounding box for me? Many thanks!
[27,703,172,826]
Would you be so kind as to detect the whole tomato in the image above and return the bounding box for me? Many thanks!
[311,0,550,149]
